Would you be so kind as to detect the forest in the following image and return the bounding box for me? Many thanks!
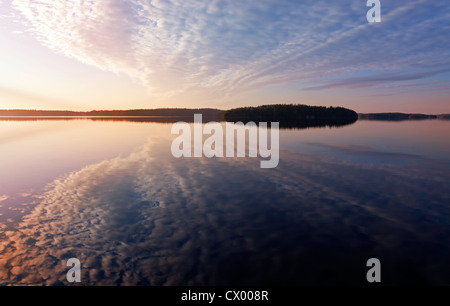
[223,104,358,128]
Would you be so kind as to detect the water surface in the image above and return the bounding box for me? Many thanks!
[0,118,449,285]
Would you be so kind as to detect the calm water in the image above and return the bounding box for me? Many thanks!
[0,118,449,285]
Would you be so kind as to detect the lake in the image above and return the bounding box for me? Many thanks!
[0,118,449,285]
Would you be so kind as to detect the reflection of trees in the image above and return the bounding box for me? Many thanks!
[0,116,222,124]
[223,104,358,129]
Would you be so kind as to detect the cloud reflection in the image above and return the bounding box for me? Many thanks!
[1,137,450,285]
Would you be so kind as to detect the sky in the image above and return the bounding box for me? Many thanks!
[0,0,449,113]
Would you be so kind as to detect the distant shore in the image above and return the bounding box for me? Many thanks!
[0,108,223,117]
[1,108,448,123]
[358,113,450,121]
[0,105,359,128]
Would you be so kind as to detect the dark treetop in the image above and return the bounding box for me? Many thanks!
[223,104,358,128]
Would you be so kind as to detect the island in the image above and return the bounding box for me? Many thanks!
[222,104,358,128]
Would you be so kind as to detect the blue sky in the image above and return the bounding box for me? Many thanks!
[0,0,449,112]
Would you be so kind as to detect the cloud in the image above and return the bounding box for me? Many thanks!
[8,0,450,102]
[304,69,450,91]
[0,195,8,202]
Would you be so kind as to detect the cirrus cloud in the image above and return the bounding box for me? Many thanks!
[9,0,450,102]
